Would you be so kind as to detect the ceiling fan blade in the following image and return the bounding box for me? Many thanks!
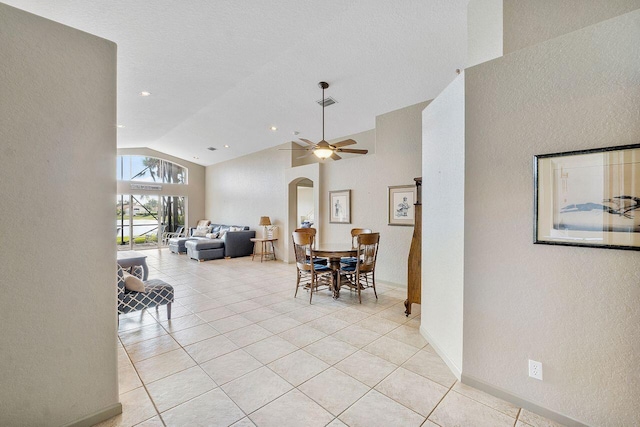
[332,139,357,148]
[330,152,342,160]
[336,148,368,155]
[299,138,317,146]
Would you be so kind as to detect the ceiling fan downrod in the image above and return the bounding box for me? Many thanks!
[319,81,329,142]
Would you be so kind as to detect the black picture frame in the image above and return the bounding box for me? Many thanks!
[534,143,640,251]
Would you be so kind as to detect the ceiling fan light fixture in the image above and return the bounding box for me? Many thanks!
[314,147,333,159]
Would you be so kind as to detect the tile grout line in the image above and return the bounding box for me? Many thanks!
[422,379,457,424]
[119,334,167,427]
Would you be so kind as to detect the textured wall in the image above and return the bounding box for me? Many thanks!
[504,0,640,54]
[467,0,502,67]
[421,75,465,376]
[205,143,290,257]
[0,4,119,426]
[321,102,428,285]
[464,11,640,426]
[117,147,206,227]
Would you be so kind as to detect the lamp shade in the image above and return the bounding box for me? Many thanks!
[259,216,271,226]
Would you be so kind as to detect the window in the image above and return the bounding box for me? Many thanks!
[117,155,187,184]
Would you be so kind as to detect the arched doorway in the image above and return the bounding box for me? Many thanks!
[284,164,320,262]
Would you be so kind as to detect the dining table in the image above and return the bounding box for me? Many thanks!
[312,243,357,299]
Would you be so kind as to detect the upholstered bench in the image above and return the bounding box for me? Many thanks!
[117,265,174,319]
[185,239,225,261]
[168,237,189,254]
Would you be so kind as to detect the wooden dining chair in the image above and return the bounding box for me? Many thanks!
[292,231,333,303]
[341,228,372,266]
[339,232,380,303]
[295,228,327,265]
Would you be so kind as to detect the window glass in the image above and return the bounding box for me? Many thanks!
[117,155,187,184]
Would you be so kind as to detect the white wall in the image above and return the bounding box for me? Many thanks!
[117,147,206,227]
[503,0,640,54]
[464,10,640,426]
[205,142,291,257]
[0,4,120,426]
[467,0,503,67]
[421,75,465,378]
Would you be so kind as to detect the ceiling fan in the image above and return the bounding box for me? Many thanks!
[283,81,368,161]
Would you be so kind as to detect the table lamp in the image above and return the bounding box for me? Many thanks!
[259,216,271,238]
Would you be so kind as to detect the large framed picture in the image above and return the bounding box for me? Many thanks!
[329,190,351,224]
[388,185,417,226]
[535,143,640,250]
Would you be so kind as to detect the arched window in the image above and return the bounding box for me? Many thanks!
[116,155,188,250]
[117,155,187,184]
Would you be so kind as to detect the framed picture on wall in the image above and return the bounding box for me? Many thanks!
[388,185,417,226]
[329,190,351,224]
[535,143,640,250]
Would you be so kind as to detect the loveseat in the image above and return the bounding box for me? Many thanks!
[169,223,256,261]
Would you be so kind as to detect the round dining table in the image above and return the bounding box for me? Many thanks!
[312,243,357,299]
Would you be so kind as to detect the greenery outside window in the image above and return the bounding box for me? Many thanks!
[117,155,187,184]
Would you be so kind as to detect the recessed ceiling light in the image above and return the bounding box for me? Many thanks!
[224,144,230,148]
[139,91,151,97]
[270,126,277,131]
[292,131,299,135]
[116,124,125,128]
[193,156,199,159]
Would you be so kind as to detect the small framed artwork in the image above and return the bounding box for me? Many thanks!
[329,190,351,224]
[535,143,640,250]
[388,185,417,226]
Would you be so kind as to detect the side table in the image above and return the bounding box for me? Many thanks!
[116,250,149,280]
[250,238,277,262]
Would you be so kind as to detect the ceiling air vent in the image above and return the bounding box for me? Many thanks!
[316,97,337,107]
[207,147,217,151]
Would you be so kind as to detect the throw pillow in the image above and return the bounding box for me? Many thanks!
[123,272,145,292]
[192,225,209,237]
[205,232,219,239]
[229,226,242,232]
[218,230,227,238]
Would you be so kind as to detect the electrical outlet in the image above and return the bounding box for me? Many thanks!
[529,359,543,380]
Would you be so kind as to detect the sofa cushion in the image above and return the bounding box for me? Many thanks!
[186,239,224,250]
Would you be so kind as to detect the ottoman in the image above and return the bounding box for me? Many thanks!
[169,237,190,254]
[186,239,225,261]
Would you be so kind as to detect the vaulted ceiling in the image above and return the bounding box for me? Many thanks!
[5,0,468,165]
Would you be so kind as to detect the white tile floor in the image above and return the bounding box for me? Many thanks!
[99,249,565,427]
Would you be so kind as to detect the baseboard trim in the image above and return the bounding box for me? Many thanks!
[419,325,462,380]
[64,402,122,427]
[461,374,589,427]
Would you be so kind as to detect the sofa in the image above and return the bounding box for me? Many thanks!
[169,223,256,261]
